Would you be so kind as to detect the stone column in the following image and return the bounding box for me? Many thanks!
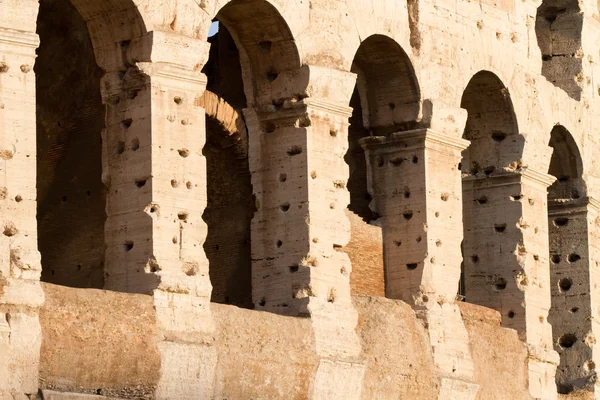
[549,197,600,395]
[462,169,558,398]
[361,128,479,398]
[0,5,45,396]
[97,33,216,398]
[360,128,469,304]
[246,66,365,399]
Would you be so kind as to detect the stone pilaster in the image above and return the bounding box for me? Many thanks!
[548,197,600,395]
[361,128,478,399]
[97,32,216,398]
[0,24,44,397]
[463,168,559,398]
[245,66,365,399]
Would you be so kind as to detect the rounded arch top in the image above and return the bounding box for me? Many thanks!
[351,34,421,133]
[209,0,304,107]
[460,70,524,174]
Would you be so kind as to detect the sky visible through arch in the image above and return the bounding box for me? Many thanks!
[209,21,219,37]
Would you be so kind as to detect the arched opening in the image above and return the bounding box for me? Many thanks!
[535,0,583,100]
[460,71,526,326]
[202,0,302,308]
[35,0,106,288]
[343,34,421,298]
[546,125,591,395]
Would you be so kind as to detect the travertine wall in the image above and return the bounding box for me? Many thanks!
[2,0,600,398]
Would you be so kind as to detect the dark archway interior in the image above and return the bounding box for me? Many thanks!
[35,0,106,288]
[344,35,421,297]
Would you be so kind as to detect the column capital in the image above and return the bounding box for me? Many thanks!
[0,28,38,56]
[359,128,470,152]
[463,168,556,189]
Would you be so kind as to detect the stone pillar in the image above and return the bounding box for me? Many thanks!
[360,128,468,304]
[97,33,216,399]
[361,128,479,399]
[462,169,558,398]
[246,66,365,399]
[0,5,45,397]
[549,197,600,395]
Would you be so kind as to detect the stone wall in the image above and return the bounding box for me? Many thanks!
[38,283,532,399]
[3,0,600,397]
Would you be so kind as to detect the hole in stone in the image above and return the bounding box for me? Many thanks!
[287,146,303,156]
[495,278,507,290]
[494,224,507,233]
[404,190,411,199]
[412,156,419,164]
[173,96,183,105]
[484,166,496,175]
[403,211,413,220]
[178,149,190,158]
[394,240,402,247]
[120,118,133,129]
[441,193,449,201]
[435,212,440,218]
[471,255,479,263]
[289,266,299,273]
[280,203,290,212]
[135,179,147,188]
[117,141,126,154]
[186,182,192,190]
[123,241,134,252]
[276,240,283,248]
[416,236,422,243]
[389,157,403,166]
[259,298,266,307]
[559,278,573,292]
[14,195,22,203]
[551,254,561,264]
[310,171,317,179]
[263,122,276,133]
[559,334,577,349]
[388,102,396,110]
[279,173,287,183]
[570,307,579,313]
[533,254,539,261]
[61,196,67,202]
[377,157,384,167]
[258,41,272,52]
[407,263,418,270]
[76,264,82,271]
[266,70,279,83]
[330,130,338,137]
[436,240,442,247]
[554,217,569,227]
[510,194,523,201]
[131,138,140,151]
[507,311,515,319]
[491,131,507,142]
[568,254,581,263]
[171,179,179,188]
[476,196,488,205]
[178,212,188,222]
[3,223,17,237]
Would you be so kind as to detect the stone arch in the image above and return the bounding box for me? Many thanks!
[213,0,304,108]
[459,71,529,326]
[344,34,421,298]
[460,70,522,176]
[201,0,305,309]
[546,125,593,395]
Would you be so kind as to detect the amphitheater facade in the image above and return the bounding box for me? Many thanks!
[1,0,599,398]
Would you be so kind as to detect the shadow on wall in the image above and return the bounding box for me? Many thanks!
[35,0,106,289]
